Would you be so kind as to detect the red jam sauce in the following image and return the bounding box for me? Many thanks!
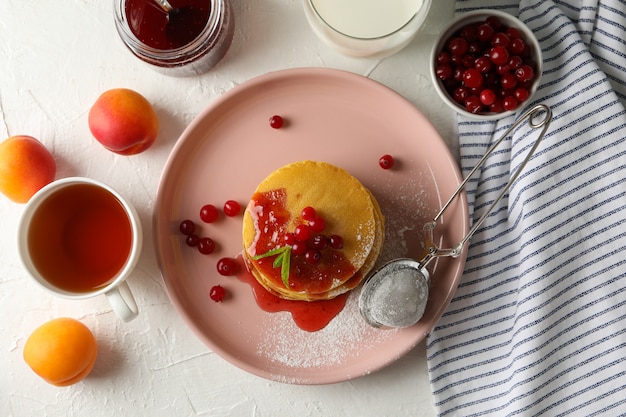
[125,0,211,50]
[235,255,349,332]
[249,188,356,294]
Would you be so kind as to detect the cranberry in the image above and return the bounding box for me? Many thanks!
[475,56,493,73]
[329,235,344,249]
[186,234,200,247]
[448,37,469,56]
[500,73,518,90]
[508,55,523,70]
[294,224,312,241]
[502,96,518,111]
[200,204,219,223]
[179,219,195,236]
[379,154,395,169]
[510,38,527,55]
[435,64,454,81]
[479,89,496,106]
[284,232,297,245]
[465,95,483,114]
[209,285,226,302]
[463,68,484,89]
[304,249,322,265]
[477,23,495,42]
[217,257,238,276]
[301,206,316,221]
[489,46,509,66]
[453,86,469,104]
[436,51,451,65]
[515,65,535,83]
[491,32,511,48]
[308,217,326,233]
[310,234,329,250]
[291,241,307,256]
[514,87,530,102]
[490,98,504,113]
[506,27,521,39]
[198,237,216,255]
[269,115,284,129]
[486,16,502,30]
[223,200,241,217]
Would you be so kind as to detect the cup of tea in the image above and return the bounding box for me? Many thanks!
[17,177,142,322]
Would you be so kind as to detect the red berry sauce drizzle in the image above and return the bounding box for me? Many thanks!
[435,15,537,114]
[234,255,349,333]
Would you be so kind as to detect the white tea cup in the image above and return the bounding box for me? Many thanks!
[17,177,142,322]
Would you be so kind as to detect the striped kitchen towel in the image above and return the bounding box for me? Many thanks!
[427,1,626,416]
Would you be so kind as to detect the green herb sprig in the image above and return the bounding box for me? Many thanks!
[252,246,291,288]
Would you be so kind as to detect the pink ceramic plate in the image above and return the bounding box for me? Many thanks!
[153,68,469,384]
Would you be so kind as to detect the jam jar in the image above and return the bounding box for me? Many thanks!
[114,0,234,76]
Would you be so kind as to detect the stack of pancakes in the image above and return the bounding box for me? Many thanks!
[242,160,384,301]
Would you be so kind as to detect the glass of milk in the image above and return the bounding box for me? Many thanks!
[303,0,431,58]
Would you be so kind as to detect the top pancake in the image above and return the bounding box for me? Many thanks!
[242,160,383,299]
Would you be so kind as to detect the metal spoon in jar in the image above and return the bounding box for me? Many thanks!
[359,104,553,329]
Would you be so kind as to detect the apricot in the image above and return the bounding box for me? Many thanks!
[23,318,98,387]
[88,88,159,155]
[0,135,56,203]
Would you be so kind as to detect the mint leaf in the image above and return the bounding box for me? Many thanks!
[252,246,292,288]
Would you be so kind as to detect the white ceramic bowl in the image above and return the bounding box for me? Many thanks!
[430,9,542,120]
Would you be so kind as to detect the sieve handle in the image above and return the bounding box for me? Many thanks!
[425,104,553,262]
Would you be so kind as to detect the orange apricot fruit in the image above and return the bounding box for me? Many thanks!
[88,88,159,155]
[0,135,56,203]
[23,317,98,386]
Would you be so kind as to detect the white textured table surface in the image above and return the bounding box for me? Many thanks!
[0,1,456,415]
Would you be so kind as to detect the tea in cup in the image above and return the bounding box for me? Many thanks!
[18,177,142,322]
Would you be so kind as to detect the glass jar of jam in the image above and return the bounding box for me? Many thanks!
[114,0,234,76]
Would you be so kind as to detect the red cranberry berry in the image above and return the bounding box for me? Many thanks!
[217,257,238,276]
[186,234,200,247]
[379,154,395,169]
[200,204,219,223]
[284,232,297,245]
[515,65,535,83]
[448,37,469,56]
[436,64,454,81]
[479,89,497,106]
[269,115,284,129]
[209,285,226,302]
[310,234,329,250]
[477,23,495,42]
[502,96,519,111]
[223,200,241,217]
[329,235,344,249]
[198,237,216,255]
[301,206,316,221]
[465,95,483,114]
[291,241,307,256]
[294,224,312,241]
[179,219,195,235]
[514,87,530,102]
[463,68,484,89]
[489,46,510,66]
[308,217,326,233]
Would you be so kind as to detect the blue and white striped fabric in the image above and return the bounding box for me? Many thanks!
[427,1,626,415]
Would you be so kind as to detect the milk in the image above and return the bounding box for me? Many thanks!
[310,0,425,39]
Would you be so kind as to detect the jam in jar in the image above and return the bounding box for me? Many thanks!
[114,0,234,76]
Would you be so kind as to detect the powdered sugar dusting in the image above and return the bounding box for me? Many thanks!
[256,292,399,373]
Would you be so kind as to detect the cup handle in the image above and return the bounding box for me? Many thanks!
[105,281,139,322]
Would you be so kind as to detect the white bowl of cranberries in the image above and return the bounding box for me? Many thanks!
[431,10,542,120]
